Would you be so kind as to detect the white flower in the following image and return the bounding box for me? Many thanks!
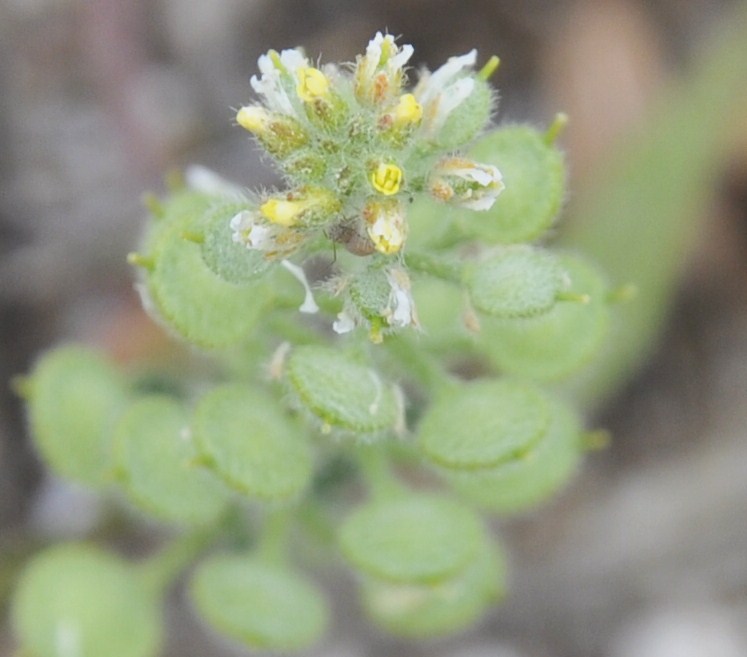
[363,199,407,254]
[355,32,414,104]
[250,48,309,116]
[428,157,504,210]
[415,50,477,136]
[332,309,356,335]
[280,260,319,313]
[230,209,303,257]
[384,268,419,329]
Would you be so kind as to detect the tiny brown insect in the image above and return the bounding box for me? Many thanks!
[327,220,376,256]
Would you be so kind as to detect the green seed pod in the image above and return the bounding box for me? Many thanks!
[139,207,269,349]
[25,345,128,488]
[114,396,230,526]
[361,539,505,639]
[417,378,551,471]
[465,245,568,318]
[192,384,312,501]
[190,554,328,652]
[141,190,216,253]
[12,543,162,657]
[348,266,392,321]
[339,493,484,584]
[200,201,273,284]
[436,77,494,150]
[464,124,566,243]
[448,398,583,514]
[478,253,611,381]
[285,345,400,435]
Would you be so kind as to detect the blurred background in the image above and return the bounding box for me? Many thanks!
[1,0,747,656]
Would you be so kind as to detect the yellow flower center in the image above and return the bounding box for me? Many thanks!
[393,94,423,127]
[370,163,403,195]
[296,67,330,102]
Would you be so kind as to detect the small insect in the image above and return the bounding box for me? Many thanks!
[327,219,377,256]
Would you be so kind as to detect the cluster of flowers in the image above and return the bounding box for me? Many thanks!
[230,33,504,339]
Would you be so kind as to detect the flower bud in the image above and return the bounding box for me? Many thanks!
[230,210,304,258]
[355,32,414,105]
[414,50,479,140]
[236,105,308,157]
[428,157,504,210]
[363,199,407,254]
[369,162,404,196]
[260,186,341,227]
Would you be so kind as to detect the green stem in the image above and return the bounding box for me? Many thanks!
[256,506,295,565]
[405,250,463,283]
[357,443,406,502]
[382,334,458,395]
[137,529,214,598]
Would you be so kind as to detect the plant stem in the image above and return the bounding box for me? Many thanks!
[137,529,214,598]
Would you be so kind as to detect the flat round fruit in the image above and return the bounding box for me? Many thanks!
[417,379,550,470]
[114,396,230,526]
[26,346,128,487]
[339,493,484,584]
[190,554,328,651]
[192,384,312,501]
[286,345,399,434]
[12,543,161,657]
[449,398,583,514]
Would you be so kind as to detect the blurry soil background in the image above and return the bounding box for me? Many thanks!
[2,1,747,656]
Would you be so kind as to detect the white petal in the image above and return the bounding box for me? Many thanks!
[278,48,308,73]
[281,260,319,314]
[333,310,356,334]
[460,196,498,211]
[390,43,414,70]
[433,77,474,128]
[417,50,476,106]
[185,165,245,200]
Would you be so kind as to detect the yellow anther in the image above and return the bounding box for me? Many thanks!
[393,93,423,127]
[370,163,403,195]
[236,105,269,134]
[260,198,304,227]
[296,67,330,102]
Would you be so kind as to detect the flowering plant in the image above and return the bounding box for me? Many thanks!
[13,32,615,655]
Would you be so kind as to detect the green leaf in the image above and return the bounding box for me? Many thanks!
[339,493,484,584]
[465,245,567,318]
[448,398,583,513]
[464,125,566,243]
[417,379,551,470]
[478,253,610,381]
[190,554,328,651]
[138,197,270,349]
[114,396,230,526]
[192,384,312,501]
[200,201,273,284]
[25,346,128,487]
[286,345,400,434]
[12,543,161,657]
[361,539,506,638]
